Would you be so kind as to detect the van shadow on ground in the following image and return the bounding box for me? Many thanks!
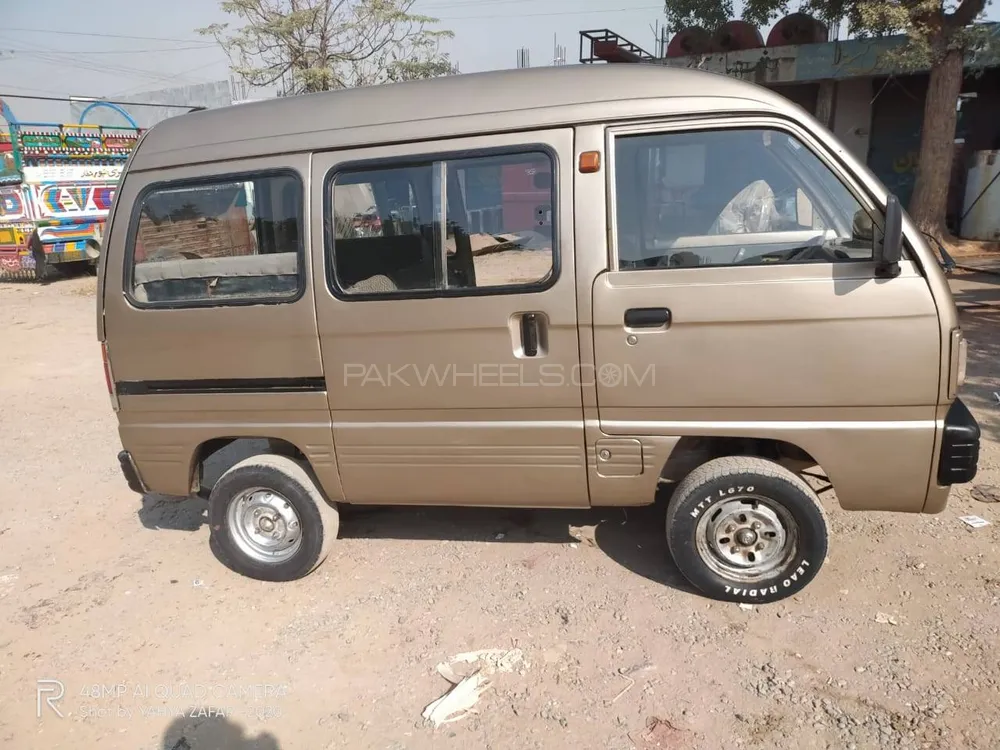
[340,485,697,595]
[137,487,698,597]
[162,714,280,750]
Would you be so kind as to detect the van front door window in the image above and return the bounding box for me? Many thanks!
[613,127,875,269]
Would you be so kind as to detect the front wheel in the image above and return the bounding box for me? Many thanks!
[666,456,828,604]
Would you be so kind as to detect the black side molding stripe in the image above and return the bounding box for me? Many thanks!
[116,377,327,396]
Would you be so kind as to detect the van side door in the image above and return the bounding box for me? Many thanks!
[310,129,588,507]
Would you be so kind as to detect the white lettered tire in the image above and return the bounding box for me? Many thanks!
[665,456,828,603]
[208,454,339,582]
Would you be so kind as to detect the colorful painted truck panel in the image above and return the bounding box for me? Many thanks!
[0,98,141,275]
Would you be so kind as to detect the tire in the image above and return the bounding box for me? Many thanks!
[208,454,339,582]
[665,456,828,604]
[32,248,49,282]
[29,231,51,282]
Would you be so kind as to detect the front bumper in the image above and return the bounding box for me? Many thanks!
[117,450,148,495]
[937,398,980,485]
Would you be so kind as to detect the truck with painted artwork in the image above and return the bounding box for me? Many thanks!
[0,98,141,279]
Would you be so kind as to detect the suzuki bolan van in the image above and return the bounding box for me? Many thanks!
[97,64,980,603]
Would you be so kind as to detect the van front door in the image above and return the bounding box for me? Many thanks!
[592,118,941,512]
[311,130,588,506]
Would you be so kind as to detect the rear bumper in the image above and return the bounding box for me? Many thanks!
[117,450,148,495]
[937,398,980,485]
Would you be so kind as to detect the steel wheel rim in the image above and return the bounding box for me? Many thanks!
[226,487,302,564]
[694,495,798,582]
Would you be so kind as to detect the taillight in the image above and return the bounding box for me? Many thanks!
[101,342,113,394]
[101,342,119,411]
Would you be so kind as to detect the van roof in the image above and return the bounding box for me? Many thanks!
[129,64,798,171]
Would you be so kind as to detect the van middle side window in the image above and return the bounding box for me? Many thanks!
[127,171,303,306]
[327,149,556,297]
[613,127,876,269]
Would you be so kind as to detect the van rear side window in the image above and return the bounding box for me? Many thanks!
[327,149,556,298]
[127,171,303,306]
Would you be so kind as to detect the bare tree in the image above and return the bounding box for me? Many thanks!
[198,0,458,95]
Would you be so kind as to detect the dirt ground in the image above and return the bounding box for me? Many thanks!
[0,270,998,750]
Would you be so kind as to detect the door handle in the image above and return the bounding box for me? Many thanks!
[624,307,671,329]
[521,312,540,357]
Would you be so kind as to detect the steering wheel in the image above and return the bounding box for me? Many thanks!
[734,240,848,265]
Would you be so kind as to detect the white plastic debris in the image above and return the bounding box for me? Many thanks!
[424,648,524,726]
[874,612,899,625]
[422,671,490,727]
[959,515,991,529]
[0,571,18,599]
[444,648,524,675]
[738,603,754,611]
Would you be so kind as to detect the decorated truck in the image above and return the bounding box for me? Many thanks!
[0,98,141,279]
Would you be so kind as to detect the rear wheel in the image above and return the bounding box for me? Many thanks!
[208,454,339,581]
[665,456,828,603]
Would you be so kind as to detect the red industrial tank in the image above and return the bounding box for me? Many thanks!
[767,13,828,46]
[666,26,715,57]
[713,20,764,52]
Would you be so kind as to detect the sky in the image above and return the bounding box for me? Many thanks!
[1,0,998,124]
[0,0,672,122]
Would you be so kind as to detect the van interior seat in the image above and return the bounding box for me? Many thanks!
[334,235,430,290]
[346,274,398,294]
[132,252,298,302]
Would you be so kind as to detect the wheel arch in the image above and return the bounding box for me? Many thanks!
[188,436,308,496]
[659,435,827,494]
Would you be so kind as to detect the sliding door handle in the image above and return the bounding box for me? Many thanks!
[624,307,671,329]
[521,312,539,357]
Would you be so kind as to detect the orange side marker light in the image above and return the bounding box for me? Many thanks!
[579,151,601,174]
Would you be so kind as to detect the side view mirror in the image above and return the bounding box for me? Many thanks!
[875,194,903,278]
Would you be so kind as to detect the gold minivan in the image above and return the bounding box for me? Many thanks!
[97,64,980,602]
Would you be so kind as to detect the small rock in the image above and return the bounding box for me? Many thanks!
[856,666,867,673]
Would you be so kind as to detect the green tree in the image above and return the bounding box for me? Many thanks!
[198,0,457,95]
[663,0,993,239]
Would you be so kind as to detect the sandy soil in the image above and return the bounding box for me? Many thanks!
[0,271,998,750]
